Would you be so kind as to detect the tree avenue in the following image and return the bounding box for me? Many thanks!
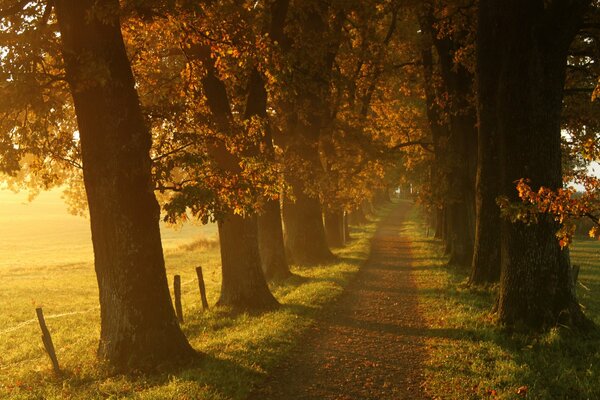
[2,0,600,377]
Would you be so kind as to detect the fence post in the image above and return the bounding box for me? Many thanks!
[174,275,184,323]
[196,266,209,310]
[35,308,60,374]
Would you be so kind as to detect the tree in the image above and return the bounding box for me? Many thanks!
[246,0,293,281]
[478,0,592,329]
[199,51,279,310]
[278,0,339,264]
[420,0,477,268]
[53,0,197,369]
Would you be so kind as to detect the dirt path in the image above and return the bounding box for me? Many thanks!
[249,202,429,400]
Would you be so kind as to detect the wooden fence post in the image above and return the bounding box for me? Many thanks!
[174,275,184,323]
[35,308,60,374]
[196,266,209,310]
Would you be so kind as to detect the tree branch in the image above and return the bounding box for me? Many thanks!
[152,142,195,163]
[391,141,435,153]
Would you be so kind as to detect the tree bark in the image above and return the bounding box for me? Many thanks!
[470,0,502,285]
[283,187,334,265]
[479,0,591,329]
[258,198,291,280]
[217,214,279,310]
[344,212,351,241]
[54,0,197,370]
[324,209,346,248]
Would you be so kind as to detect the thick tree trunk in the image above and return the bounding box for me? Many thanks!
[283,189,334,264]
[324,209,345,248]
[444,114,477,267]
[470,2,502,285]
[470,132,501,283]
[258,198,292,281]
[217,213,279,310]
[54,0,197,370]
[419,1,477,267]
[479,0,591,329]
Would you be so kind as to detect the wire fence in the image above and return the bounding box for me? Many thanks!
[0,272,209,373]
[0,274,204,338]
[0,307,100,337]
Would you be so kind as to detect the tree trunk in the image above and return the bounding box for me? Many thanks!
[258,198,292,281]
[245,71,291,280]
[217,213,279,310]
[426,6,477,268]
[283,189,334,265]
[434,208,444,240]
[479,0,591,329]
[324,209,345,248]
[470,0,502,285]
[54,0,197,370]
[344,212,351,241]
[419,11,451,245]
[348,207,368,225]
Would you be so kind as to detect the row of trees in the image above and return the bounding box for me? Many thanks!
[2,0,598,373]
[0,0,418,371]
[414,0,598,331]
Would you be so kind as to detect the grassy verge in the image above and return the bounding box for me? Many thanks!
[0,207,388,400]
[404,207,600,399]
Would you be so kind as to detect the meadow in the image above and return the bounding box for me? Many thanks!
[0,189,383,399]
[406,208,600,400]
[3,189,600,400]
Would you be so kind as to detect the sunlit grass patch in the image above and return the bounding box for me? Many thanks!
[0,207,387,399]
[406,208,600,400]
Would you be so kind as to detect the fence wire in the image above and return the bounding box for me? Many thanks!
[0,307,100,337]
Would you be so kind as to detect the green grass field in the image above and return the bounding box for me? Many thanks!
[4,192,599,399]
[405,208,600,400]
[0,189,384,399]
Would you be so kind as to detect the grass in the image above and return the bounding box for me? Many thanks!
[404,207,600,400]
[0,190,387,399]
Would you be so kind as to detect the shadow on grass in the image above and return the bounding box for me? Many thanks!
[415,227,600,399]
